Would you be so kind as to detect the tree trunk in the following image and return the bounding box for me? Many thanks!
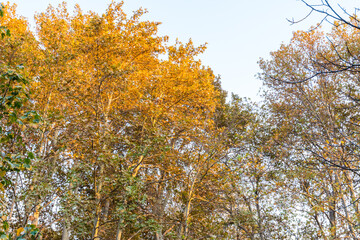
[102,198,110,221]
[254,178,265,240]
[61,223,70,240]
[92,164,104,239]
[179,181,195,239]
[115,218,123,240]
[255,192,265,240]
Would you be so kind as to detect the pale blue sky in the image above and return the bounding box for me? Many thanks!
[4,0,359,100]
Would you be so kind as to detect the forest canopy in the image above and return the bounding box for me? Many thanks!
[1,0,360,239]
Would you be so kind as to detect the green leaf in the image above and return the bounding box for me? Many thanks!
[28,152,35,160]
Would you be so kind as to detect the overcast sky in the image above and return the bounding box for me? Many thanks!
[5,0,359,101]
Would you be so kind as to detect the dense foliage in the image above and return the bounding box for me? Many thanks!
[2,1,360,239]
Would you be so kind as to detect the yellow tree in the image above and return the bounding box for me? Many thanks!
[17,2,219,239]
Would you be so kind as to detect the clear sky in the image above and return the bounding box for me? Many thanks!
[4,0,359,101]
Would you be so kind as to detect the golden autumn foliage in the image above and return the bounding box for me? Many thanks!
[6,1,360,239]
[0,2,234,239]
[0,2,321,239]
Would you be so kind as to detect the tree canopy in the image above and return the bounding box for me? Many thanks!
[2,0,360,239]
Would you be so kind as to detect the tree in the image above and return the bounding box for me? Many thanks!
[259,13,360,237]
[0,2,223,239]
[0,3,40,239]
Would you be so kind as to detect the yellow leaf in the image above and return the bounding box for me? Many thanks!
[17,227,24,236]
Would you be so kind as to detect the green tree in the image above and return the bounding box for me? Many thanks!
[0,3,40,239]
